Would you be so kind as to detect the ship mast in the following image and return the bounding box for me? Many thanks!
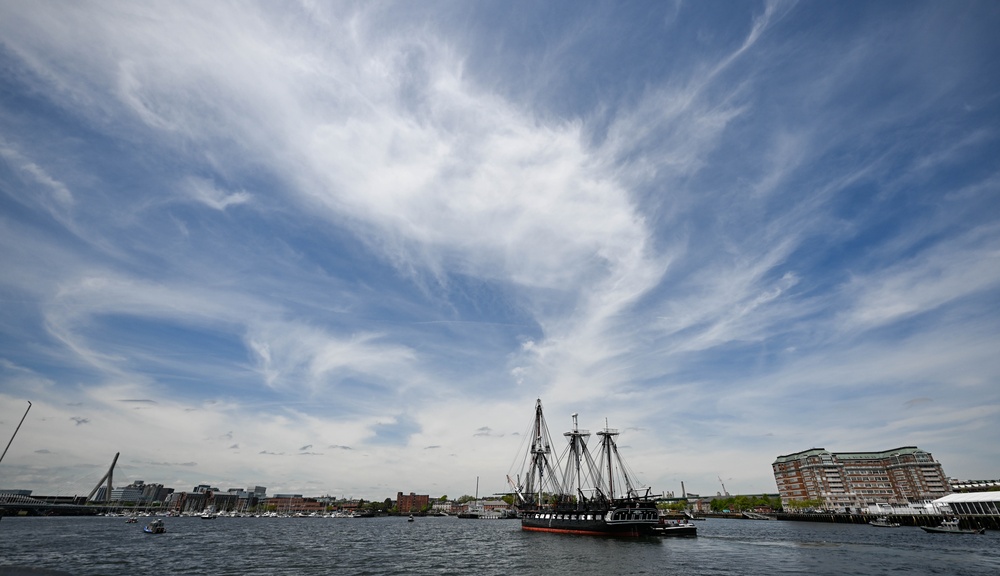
[572,414,582,499]
[530,399,550,506]
[563,413,590,508]
[597,419,618,500]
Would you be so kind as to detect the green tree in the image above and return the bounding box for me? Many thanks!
[733,495,752,511]
[710,498,731,512]
[658,500,688,511]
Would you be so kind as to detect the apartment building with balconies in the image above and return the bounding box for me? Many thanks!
[772,446,950,512]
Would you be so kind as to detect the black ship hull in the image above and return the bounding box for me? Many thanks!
[520,506,659,537]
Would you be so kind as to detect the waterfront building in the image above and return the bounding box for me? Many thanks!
[225,487,264,512]
[396,492,429,513]
[109,486,144,503]
[89,486,107,502]
[0,489,33,497]
[266,494,324,514]
[164,491,209,513]
[139,482,171,503]
[479,499,510,513]
[949,479,1000,493]
[772,446,950,511]
[212,492,238,512]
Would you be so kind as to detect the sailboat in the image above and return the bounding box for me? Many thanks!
[508,399,660,537]
[458,477,482,519]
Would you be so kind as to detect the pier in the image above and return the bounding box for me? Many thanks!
[774,512,999,530]
[701,511,999,530]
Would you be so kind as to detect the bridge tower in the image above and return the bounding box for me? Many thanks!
[87,452,120,502]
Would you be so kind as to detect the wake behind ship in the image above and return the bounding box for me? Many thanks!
[508,399,659,536]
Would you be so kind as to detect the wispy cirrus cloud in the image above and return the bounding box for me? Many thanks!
[0,1,996,499]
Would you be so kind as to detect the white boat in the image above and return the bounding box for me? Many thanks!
[652,517,697,537]
[869,516,901,527]
[143,519,166,534]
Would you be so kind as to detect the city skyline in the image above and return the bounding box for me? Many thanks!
[1,1,999,500]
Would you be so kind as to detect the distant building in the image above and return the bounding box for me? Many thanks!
[140,482,171,503]
[772,446,950,511]
[396,492,429,513]
[109,486,144,503]
[479,499,509,512]
[949,479,1000,493]
[0,489,33,497]
[267,494,324,514]
[165,491,209,513]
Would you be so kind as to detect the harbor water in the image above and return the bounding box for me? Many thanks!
[2,516,998,575]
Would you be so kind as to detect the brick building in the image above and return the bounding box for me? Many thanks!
[396,492,430,513]
[772,446,950,511]
[267,494,325,514]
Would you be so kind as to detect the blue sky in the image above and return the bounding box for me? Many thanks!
[1,0,998,500]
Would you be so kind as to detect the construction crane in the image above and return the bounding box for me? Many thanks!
[718,475,730,497]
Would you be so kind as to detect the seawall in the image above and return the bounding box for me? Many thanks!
[702,512,998,530]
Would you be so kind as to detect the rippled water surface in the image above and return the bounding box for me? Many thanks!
[2,516,998,575]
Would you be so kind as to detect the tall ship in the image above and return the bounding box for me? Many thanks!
[507,399,660,536]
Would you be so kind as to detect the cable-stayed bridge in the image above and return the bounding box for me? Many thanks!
[1,452,129,517]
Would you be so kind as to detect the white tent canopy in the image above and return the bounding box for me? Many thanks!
[932,492,1000,516]
[933,492,1000,504]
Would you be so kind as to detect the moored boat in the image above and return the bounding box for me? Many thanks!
[508,399,660,537]
[652,517,698,537]
[869,516,901,527]
[920,518,985,534]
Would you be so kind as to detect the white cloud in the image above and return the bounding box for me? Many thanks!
[185,177,251,211]
[0,1,997,498]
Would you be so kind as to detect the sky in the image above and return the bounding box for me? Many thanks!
[1,0,999,501]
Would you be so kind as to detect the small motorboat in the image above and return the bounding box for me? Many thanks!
[652,517,698,537]
[920,518,985,534]
[143,519,166,534]
[125,516,138,524]
[869,516,900,527]
[407,515,414,522]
